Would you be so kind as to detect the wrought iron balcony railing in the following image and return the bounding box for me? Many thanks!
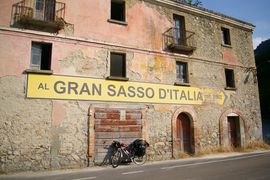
[163,27,196,54]
[12,0,65,32]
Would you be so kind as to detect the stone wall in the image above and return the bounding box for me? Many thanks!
[0,76,52,172]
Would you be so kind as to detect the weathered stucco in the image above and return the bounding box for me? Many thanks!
[0,0,262,174]
[0,76,52,172]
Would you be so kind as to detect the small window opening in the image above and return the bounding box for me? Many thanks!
[110,52,126,77]
[111,0,125,22]
[221,27,231,45]
[31,42,52,70]
[225,69,235,88]
[176,61,188,83]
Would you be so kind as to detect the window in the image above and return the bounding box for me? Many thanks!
[110,52,126,78]
[31,42,52,70]
[221,27,231,45]
[173,15,186,45]
[35,0,44,11]
[35,0,56,21]
[176,61,188,84]
[111,0,125,22]
[225,69,235,88]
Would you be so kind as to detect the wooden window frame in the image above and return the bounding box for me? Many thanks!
[175,61,190,86]
[30,41,52,71]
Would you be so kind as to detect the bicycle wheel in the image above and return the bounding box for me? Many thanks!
[133,154,147,165]
[111,150,121,168]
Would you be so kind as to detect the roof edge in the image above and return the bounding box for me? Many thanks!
[146,0,255,30]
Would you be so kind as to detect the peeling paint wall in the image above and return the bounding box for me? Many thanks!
[0,0,261,173]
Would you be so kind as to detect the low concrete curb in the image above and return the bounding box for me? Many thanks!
[1,150,270,178]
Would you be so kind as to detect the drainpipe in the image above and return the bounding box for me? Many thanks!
[87,105,92,167]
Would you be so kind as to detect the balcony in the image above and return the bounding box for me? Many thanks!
[163,27,196,54]
[12,0,65,33]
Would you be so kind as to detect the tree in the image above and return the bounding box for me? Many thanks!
[176,0,202,7]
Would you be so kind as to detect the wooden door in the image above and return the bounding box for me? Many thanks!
[94,108,142,164]
[44,0,55,21]
[178,113,192,154]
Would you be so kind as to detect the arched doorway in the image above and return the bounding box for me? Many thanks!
[172,106,198,158]
[219,110,246,148]
[177,113,194,154]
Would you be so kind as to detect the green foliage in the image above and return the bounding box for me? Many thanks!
[176,0,202,6]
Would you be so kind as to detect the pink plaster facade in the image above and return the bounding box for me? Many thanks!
[0,0,171,51]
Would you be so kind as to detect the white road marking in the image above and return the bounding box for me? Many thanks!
[72,177,96,180]
[161,153,269,170]
[122,170,144,175]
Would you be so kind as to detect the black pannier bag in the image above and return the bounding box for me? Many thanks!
[132,139,149,157]
[112,141,121,149]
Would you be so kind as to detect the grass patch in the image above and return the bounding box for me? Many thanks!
[176,152,192,159]
[244,140,270,150]
[196,146,234,157]
[0,170,6,175]
[194,141,270,157]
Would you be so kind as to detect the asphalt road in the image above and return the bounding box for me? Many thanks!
[1,151,270,180]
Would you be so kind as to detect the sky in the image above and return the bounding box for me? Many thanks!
[201,0,270,49]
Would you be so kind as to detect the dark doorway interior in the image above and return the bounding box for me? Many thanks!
[227,116,241,148]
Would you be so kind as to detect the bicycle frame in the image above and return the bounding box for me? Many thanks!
[117,143,134,161]
[111,140,148,168]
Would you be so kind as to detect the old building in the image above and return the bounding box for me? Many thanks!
[0,0,262,173]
